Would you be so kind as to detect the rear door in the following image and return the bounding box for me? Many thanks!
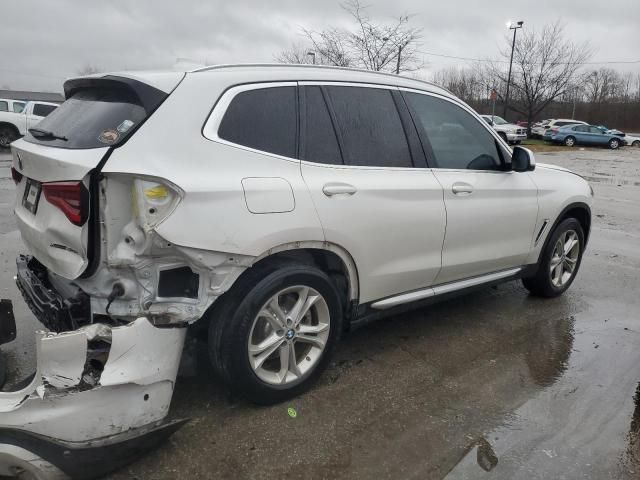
[402,89,538,284]
[299,84,446,303]
[11,77,173,279]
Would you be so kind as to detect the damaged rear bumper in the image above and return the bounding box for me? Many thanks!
[0,314,187,478]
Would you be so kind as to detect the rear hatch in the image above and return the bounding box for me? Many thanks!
[11,74,180,279]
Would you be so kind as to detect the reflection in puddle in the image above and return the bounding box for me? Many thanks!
[526,316,575,387]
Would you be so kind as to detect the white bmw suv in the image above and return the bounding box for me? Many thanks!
[3,65,592,473]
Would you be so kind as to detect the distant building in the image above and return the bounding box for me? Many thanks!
[0,90,64,104]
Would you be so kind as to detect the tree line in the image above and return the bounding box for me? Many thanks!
[276,6,640,132]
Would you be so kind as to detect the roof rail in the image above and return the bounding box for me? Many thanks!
[190,63,443,91]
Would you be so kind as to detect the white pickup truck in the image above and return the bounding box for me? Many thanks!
[480,114,527,144]
[0,100,58,147]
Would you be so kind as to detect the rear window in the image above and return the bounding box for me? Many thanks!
[25,87,147,149]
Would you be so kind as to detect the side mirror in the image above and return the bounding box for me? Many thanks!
[511,146,535,172]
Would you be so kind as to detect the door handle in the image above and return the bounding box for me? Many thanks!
[451,183,473,195]
[322,183,357,197]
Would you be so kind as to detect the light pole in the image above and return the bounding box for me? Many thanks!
[503,20,523,120]
[307,51,316,65]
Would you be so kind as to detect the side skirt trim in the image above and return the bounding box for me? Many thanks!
[370,267,522,310]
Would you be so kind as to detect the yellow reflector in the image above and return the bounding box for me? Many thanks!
[143,185,169,199]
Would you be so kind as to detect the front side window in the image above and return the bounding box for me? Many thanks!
[574,125,589,132]
[324,86,413,168]
[12,101,26,113]
[33,104,57,117]
[218,86,297,158]
[589,126,602,134]
[404,92,502,170]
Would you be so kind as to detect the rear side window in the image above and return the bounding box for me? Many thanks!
[33,104,57,117]
[574,125,588,132]
[301,86,342,165]
[324,86,413,168]
[218,87,297,158]
[25,87,147,149]
[404,92,502,170]
[0,101,7,112]
[12,102,26,113]
[555,121,571,127]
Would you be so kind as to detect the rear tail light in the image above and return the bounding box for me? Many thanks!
[11,167,23,184]
[551,128,559,134]
[42,181,89,226]
[132,178,182,230]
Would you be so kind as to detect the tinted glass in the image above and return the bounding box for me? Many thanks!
[574,125,589,132]
[0,101,7,112]
[25,87,147,149]
[301,86,341,165]
[218,86,296,158]
[33,104,57,117]
[325,86,412,168]
[12,102,26,113]
[589,126,602,134]
[404,92,502,170]
[555,121,573,127]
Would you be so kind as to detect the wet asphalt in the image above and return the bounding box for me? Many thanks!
[1,147,639,479]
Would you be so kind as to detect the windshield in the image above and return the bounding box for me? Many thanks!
[25,87,147,149]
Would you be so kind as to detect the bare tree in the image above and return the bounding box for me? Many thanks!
[77,64,101,76]
[583,68,622,104]
[301,27,353,67]
[342,0,422,72]
[481,22,592,131]
[274,43,317,65]
[276,0,422,73]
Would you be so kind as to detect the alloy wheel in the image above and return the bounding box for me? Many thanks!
[549,230,580,287]
[247,285,330,385]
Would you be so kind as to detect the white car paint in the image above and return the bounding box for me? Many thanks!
[623,133,640,146]
[0,100,58,136]
[479,115,527,143]
[4,65,593,476]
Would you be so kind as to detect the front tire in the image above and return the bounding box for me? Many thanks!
[609,138,620,150]
[522,218,584,297]
[631,140,639,147]
[208,263,343,405]
[564,136,576,147]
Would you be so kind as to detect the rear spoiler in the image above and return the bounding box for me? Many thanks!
[63,75,168,114]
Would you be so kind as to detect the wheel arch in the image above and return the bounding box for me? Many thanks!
[538,202,591,264]
[0,122,20,134]
[251,241,360,303]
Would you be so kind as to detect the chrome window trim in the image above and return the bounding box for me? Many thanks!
[202,81,300,164]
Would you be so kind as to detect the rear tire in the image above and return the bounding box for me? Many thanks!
[564,136,576,147]
[632,140,639,147]
[0,125,19,148]
[522,218,584,298]
[608,138,620,150]
[208,262,343,405]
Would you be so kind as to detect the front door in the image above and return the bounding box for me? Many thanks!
[299,84,446,303]
[402,89,539,285]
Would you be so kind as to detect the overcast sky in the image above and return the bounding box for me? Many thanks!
[3,0,639,93]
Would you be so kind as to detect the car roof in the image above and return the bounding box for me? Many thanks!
[68,64,454,99]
